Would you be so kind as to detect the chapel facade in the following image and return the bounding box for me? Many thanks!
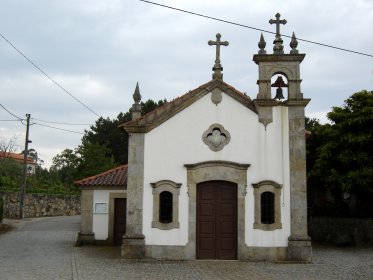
[78,13,312,262]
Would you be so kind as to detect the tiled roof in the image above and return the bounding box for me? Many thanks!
[120,79,256,133]
[0,151,35,164]
[74,165,128,188]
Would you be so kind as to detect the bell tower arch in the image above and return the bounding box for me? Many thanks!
[253,13,312,262]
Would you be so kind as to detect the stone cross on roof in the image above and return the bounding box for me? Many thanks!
[269,13,287,38]
[208,33,229,80]
[269,13,287,55]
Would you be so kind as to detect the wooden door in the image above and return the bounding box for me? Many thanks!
[113,198,126,246]
[196,181,237,259]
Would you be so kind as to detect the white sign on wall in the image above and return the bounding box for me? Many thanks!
[94,202,108,214]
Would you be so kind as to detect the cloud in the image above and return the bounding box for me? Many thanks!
[1,0,372,168]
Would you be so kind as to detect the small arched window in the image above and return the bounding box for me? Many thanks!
[159,191,173,224]
[261,192,275,224]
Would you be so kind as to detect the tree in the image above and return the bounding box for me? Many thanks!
[50,148,80,185]
[0,136,21,180]
[0,136,18,158]
[75,143,117,180]
[48,99,166,186]
[314,90,373,193]
[306,90,373,217]
[0,136,21,219]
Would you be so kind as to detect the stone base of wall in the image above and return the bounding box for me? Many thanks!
[309,217,373,246]
[76,232,95,246]
[142,244,288,261]
[121,234,146,259]
[2,192,80,218]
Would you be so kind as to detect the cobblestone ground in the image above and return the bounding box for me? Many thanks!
[1,216,372,280]
[0,216,79,280]
[73,246,373,280]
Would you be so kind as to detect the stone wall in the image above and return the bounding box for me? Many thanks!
[2,192,80,218]
[309,217,373,246]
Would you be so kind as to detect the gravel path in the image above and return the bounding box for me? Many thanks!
[0,216,372,280]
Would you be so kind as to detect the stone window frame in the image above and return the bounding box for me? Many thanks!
[151,180,181,230]
[252,180,282,231]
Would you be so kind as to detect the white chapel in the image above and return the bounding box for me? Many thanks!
[78,13,312,262]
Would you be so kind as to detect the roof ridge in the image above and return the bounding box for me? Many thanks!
[126,80,213,126]
[120,79,256,133]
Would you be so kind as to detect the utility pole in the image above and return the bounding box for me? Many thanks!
[19,113,31,219]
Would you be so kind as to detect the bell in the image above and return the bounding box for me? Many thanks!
[274,87,284,100]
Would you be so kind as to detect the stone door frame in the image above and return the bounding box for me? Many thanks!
[108,192,127,244]
[184,161,250,259]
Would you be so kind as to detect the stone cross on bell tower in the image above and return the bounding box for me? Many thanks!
[269,13,287,54]
[208,33,229,80]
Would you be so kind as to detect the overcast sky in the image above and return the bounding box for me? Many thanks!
[1,0,372,167]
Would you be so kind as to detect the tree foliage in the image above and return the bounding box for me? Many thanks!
[50,148,80,185]
[75,143,117,180]
[306,90,373,217]
[49,99,166,185]
[82,99,166,164]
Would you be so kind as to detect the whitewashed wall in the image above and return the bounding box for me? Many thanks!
[92,189,126,240]
[142,91,290,247]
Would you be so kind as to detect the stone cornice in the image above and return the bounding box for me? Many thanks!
[253,54,305,64]
[184,160,250,170]
[254,98,311,107]
[253,99,279,107]
[285,99,311,107]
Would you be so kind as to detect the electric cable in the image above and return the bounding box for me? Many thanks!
[33,122,85,135]
[0,103,23,120]
[0,33,101,117]
[140,0,373,58]
[31,117,91,126]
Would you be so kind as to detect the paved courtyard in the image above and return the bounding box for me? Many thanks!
[0,216,372,280]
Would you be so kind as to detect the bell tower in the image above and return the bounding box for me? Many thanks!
[253,13,312,262]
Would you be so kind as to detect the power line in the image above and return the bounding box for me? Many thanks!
[0,103,23,120]
[0,33,102,117]
[31,117,91,126]
[139,0,373,58]
[33,122,85,135]
[0,119,22,122]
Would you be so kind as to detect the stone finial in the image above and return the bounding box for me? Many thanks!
[208,33,229,80]
[131,82,141,120]
[258,33,267,54]
[290,32,299,54]
[133,82,141,104]
[269,13,287,55]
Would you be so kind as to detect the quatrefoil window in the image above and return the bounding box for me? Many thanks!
[202,124,231,152]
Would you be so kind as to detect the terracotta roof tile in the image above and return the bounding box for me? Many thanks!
[74,165,128,187]
[0,151,35,164]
